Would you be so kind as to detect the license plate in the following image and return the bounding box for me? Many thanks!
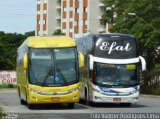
[113,98,121,102]
[51,97,60,101]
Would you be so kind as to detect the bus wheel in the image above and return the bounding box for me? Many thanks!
[67,103,75,109]
[18,88,25,105]
[122,103,131,107]
[85,91,89,105]
[27,104,35,109]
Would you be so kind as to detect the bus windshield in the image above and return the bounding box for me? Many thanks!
[29,47,78,86]
[94,62,139,87]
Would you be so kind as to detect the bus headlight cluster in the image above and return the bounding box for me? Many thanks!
[92,86,101,93]
[29,88,80,95]
[130,90,138,94]
[29,88,42,94]
[68,87,80,93]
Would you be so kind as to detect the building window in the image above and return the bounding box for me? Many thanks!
[43,10,47,14]
[75,20,79,26]
[44,0,47,3]
[37,30,39,35]
[83,7,86,12]
[37,20,40,24]
[83,20,86,25]
[43,19,46,24]
[75,8,78,13]
[37,11,40,14]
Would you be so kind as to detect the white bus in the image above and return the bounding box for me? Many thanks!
[76,33,146,106]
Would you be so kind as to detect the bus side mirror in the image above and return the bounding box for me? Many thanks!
[139,56,146,71]
[23,53,28,69]
[78,52,84,68]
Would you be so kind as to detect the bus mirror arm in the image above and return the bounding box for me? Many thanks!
[78,52,84,68]
[23,53,28,69]
[139,56,146,71]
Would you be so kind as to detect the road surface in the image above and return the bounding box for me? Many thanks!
[0,89,160,119]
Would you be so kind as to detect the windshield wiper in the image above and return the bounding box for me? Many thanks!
[42,68,54,86]
[55,63,68,85]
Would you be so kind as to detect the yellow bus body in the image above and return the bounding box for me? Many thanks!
[17,36,80,107]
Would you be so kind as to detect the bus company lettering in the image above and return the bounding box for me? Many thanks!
[100,42,132,54]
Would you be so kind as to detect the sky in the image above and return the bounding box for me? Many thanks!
[0,0,36,34]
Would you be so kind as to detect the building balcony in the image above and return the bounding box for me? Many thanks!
[98,27,106,32]
[74,13,79,21]
[83,12,87,20]
[99,16,102,19]
[63,1,66,7]
[56,15,61,20]
[56,5,61,10]
[82,25,87,33]
[99,3,105,7]
[75,1,79,8]
[74,26,79,33]
[83,0,88,7]
[63,12,66,18]
[56,26,61,30]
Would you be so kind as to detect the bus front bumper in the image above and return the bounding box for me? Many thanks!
[90,91,139,104]
[28,91,80,104]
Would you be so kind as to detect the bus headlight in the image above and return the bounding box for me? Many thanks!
[69,87,80,93]
[92,86,101,93]
[130,90,138,94]
[29,88,42,94]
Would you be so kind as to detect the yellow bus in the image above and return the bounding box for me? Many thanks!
[17,36,84,109]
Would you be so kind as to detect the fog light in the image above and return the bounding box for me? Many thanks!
[32,97,38,101]
[73,95,78,100]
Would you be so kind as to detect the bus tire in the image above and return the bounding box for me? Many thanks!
[18,88,26,105]
[67,103,75,109]
[85,89,89,105]
[122,103,131,107]
[27,104,35,109]
[25,90,35,109]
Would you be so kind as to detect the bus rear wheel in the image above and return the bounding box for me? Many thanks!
[67,103,75,109]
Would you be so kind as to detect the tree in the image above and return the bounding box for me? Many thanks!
[102,0,160,70]
[24,31,35,37]
[0,31,34,70]
[53,29,64,35]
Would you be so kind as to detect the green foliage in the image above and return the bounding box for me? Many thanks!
[0,31,34,70]
[102,0,160,95]
[0,84,17,89]
[24,31,35,37]
[102,0,160,70]
[53,29,64,35]
[0,107,6,119]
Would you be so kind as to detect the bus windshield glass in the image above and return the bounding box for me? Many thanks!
[94,62,138,87]
[29,47,78,86]
[94,36,137,59]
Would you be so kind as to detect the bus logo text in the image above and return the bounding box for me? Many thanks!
[100,42,132,54]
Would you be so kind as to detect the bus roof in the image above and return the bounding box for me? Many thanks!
[27,36,76,48]
[77,33,135,39]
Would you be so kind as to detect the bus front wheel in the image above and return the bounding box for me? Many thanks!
[67,103,75,109]
[18,88,25,105]
[85,90,89,105]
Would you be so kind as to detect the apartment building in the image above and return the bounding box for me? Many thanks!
[36,0,111,38]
